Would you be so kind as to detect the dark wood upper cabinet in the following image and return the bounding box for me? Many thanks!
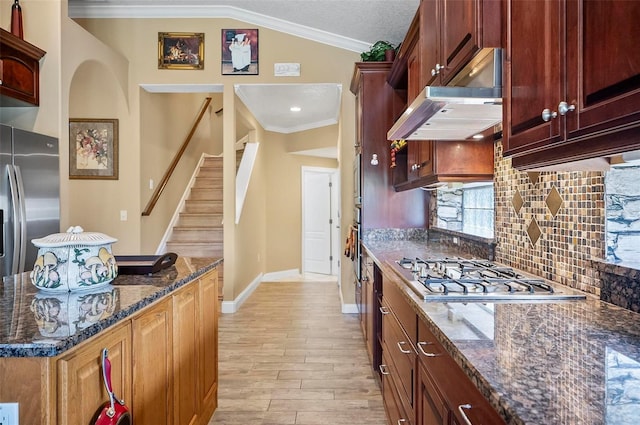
[503,0,640,169]
[389,0,502,91]
[351,63,427,229]
[0,28,46,107]
[423,0,503,86]
[394,139,494,192]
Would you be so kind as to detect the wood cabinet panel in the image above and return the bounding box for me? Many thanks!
[351,63,427,229]
[417,362,448,425]
[0,28,45,106]
[565,0,640,138]
[381,349,413,425]
[417,320,505,425]
[132,299,173,425]
[199,269,219,420]
[382,301,415,413]
[504,0,640,169]
[383,278,417,344]
[0,357,53,425]
[173,285,200,425]
[503,0,562,154]
[57,322,131,425]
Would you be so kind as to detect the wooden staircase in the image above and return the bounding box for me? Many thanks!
[166,157,224,299]
[166,157,223,257]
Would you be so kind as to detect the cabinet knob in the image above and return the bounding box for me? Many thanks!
[541,108,558,122]
[558,101,576,115]
[431,63,444,76]
[411,163,421,171]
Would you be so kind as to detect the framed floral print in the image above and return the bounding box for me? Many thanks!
[69,118,119,180]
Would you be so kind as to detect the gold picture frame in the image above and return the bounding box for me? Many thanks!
[158,32,204,69]
[69,118,119,180]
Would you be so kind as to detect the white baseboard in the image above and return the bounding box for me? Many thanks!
[341,303,358,314]
[261,268,301,282]
[220,273,263,314]
[221,269,357,315]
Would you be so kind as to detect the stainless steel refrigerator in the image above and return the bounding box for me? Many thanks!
[0,124,60,280]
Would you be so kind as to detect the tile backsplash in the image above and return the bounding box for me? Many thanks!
[493,141,606,296]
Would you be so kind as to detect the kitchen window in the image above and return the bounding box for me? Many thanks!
[435,183,494,239]
[605,161,640,266]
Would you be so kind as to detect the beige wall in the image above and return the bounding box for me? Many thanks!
[1,5,359,304]
[69,16,358,302]
[139,92,223,254]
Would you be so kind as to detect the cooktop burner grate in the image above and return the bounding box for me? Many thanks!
[392,256,585,301]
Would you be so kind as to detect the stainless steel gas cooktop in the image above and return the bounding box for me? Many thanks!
[390,257,587,302]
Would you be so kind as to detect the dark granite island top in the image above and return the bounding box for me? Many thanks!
[364,239,640,425]
[0,256,222,358]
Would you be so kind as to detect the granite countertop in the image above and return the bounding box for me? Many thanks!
[364,240,640,425]
[0,256,222,358]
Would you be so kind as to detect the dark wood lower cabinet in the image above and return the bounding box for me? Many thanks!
[376,276,505,425]
[417,320,506,425]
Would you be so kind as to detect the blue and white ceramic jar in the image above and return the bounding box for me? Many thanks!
[30,226,118,292]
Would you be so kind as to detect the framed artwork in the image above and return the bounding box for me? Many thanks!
[69,118,119,180]
[158,32,204,69]
[221,29,259,75]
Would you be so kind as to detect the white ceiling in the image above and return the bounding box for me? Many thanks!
[69,0,419,153]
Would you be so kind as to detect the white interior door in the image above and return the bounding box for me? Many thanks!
[302,167,336,275]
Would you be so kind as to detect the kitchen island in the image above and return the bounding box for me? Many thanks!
[365,239,640,425]
[0,255,222,425]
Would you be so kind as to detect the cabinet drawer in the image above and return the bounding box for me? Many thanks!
[417,319,506,425]
[383,278,417,344]
[381,350,414,425]
[417,362,449,425]
[382,300,415,412]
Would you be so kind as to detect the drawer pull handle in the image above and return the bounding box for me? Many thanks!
[397,420,407,425]
[397,341,411,354]
[458,404,473,425]
[417,341,440,357]
[379,364,390,375]
[379,306,390,315]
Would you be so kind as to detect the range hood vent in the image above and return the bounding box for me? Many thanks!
[388,48,503,141]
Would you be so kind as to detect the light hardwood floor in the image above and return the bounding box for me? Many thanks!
[207,276,388,425]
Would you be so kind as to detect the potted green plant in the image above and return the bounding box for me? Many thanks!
[360,41,397,62]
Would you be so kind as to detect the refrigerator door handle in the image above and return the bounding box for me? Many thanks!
[14,165,27,273]
[7,164,22,275]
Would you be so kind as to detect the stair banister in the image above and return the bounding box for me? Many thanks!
[142,96,212,216]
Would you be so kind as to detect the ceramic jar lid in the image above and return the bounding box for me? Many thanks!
[32,226,118,248]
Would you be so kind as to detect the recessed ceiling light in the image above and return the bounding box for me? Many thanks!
[290,106,301,112]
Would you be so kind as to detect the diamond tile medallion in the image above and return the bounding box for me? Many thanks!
[512,189,524,215]
[527,217,542,246]
[527,172,540,185]
[546,185,563,218]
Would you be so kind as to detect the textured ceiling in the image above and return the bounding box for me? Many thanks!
[69,0,419,152]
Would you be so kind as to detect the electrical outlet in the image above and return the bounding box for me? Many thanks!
[120,210,128,221]
[453,237,459,245]
[0,402,19,425]
[149,179,154,190]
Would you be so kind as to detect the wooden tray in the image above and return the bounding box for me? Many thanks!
[115,252,178,275]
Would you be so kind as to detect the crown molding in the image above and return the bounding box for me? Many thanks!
[67,4,370,52]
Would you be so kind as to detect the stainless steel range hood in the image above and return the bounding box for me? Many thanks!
[387,48,503,141]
